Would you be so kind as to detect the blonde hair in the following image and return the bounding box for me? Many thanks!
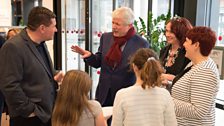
[130,48,164,89]
[6,28,21,40]
[52,70,92,126]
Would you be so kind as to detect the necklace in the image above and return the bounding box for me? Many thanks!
[165,48,179,67]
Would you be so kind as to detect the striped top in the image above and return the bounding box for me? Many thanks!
[171,58,220,126]
[112,85,177,126]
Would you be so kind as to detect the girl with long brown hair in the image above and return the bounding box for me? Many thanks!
[52,70,107,126]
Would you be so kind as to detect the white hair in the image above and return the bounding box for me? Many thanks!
[112,7,135,25]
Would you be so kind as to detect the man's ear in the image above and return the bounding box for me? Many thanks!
[38,24,46,33]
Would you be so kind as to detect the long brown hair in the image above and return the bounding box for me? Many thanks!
[52,70,92,126]
[130,48,164,89]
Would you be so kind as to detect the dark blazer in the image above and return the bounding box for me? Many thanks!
[0,29,57,123]
[0,35,5,48]
[85,32,149,106]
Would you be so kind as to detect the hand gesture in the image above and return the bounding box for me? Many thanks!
[71,45,91,58]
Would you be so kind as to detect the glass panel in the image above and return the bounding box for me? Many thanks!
[90,0,113,98]
[61,0,85,72]
[0,0,12,27]
[152,0,171,17]
[218,0,224,45]
[116,0,133,8]
[116,0,149,22]
[133,0,148,22]
[215,0,224,110]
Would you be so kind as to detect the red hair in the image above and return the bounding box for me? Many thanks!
[186,26,217,56]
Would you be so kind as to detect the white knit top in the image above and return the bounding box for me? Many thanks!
[112,85,177,126]
[171,58,220,126]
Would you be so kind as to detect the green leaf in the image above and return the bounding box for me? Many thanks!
[134,10,171,53]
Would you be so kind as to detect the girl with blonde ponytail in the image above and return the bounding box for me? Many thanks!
[112,48,177,126]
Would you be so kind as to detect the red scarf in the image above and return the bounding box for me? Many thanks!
[105,26,136,67]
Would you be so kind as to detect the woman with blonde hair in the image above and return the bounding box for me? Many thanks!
[52,70,107,126]
[112,48,177,126]
[6,28,21,40]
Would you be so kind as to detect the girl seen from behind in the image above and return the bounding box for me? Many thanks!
[52,70,107,126]
[112,48,177,126]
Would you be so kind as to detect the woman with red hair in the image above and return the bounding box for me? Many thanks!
[171,26,219,126]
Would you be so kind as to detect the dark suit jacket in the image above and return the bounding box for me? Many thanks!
[85,32,149,106]
[0,35,5,48]
[0,35,5,119]
[0,28,57,123]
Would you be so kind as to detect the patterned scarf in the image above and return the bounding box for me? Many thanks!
[105,26,136,67]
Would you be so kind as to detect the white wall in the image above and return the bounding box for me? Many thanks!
[42,0,53,11]
[0,0,11,26]
[0,0,12,34]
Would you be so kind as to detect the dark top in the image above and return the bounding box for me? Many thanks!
[0,35,5,115]
[36,42,52,74]
[0,36,5,48]
[159,44,190,75]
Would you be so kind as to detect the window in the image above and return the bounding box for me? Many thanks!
[218,0,224,45]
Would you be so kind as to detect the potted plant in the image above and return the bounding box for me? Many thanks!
[134,11,171,53]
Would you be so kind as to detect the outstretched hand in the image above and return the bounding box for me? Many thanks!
[71,45,91,58]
